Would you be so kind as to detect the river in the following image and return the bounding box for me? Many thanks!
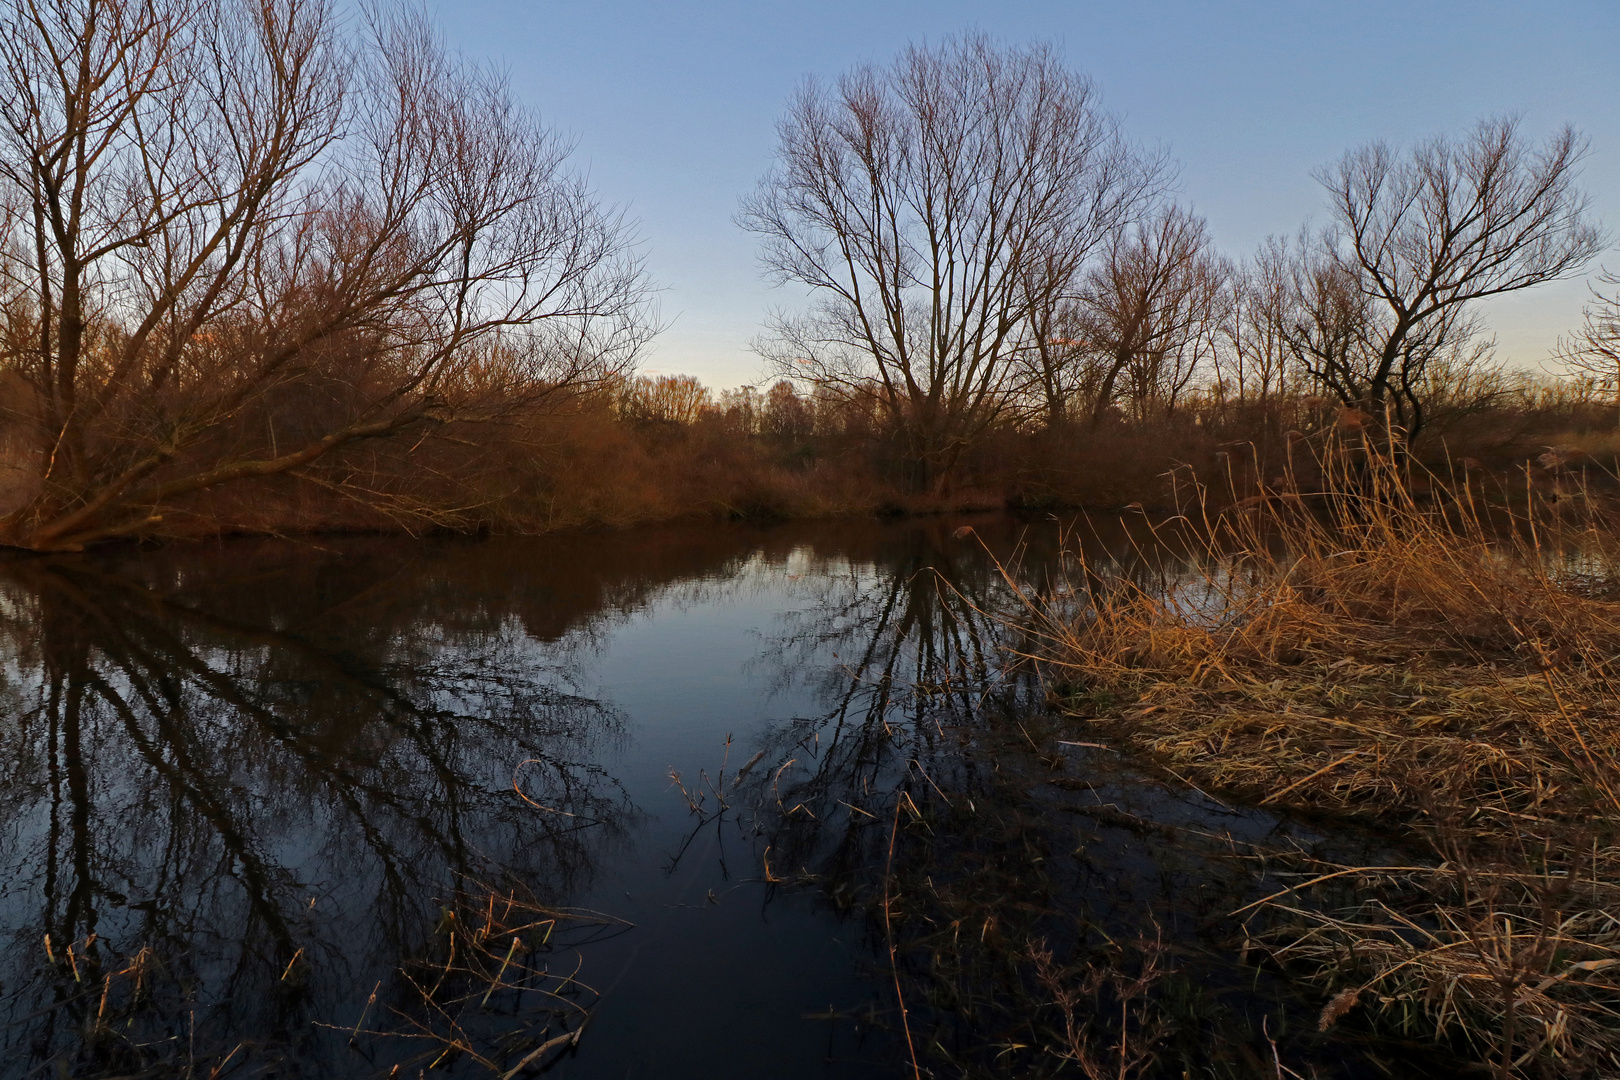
[0,515,1431,1079]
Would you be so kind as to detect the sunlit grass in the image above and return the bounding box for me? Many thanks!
[1023,439,1620,1077]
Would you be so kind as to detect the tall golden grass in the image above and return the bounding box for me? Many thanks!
[1025,441,1620,1077]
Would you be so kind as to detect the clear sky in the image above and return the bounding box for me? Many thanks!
[427,0,1620,388]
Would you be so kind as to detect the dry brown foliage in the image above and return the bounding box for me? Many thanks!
[1025,442,1620,1076]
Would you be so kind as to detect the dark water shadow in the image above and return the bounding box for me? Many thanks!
[705,516,1465,1079]
[0,515,1472,1080]
[0,540,653,1078]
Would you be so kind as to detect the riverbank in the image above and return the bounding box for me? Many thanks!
[6,376,1618,550]
[1027,453,1620,1077]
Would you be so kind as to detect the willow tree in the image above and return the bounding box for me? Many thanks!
[741,34,1162,492]
[0,0,650,551]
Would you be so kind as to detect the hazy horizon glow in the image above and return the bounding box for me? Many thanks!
[429,0,1620,389]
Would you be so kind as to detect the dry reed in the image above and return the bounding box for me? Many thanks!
[1025,439,1620,1077]
[346,879,622,1076]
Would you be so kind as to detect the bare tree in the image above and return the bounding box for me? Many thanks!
[1218,236,1302,407]
[1276,234,1504,440]
[761,379,814,439]
[1063,206,1229,425]
[740,34,1163,492]
[0,0,650,551]
[717,384,761,434]
[1555,270,1620,427]
[1308,116,1604,440]
[620,373,712,426]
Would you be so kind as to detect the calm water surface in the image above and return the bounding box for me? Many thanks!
[0,516,1417,1078]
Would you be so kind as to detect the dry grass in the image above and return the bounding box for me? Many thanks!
[1025,440,1620,1077]
[348,879,622,1076]
[20,879,616,1078]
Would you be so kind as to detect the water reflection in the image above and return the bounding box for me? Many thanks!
[755,521,1020,809]
[736,520,1420,1078]
[0,549,634,1078]
[753,516,1192,832]
[0,516,1422,1080]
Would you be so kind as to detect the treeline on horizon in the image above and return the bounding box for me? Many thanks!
[0,4,1618,550]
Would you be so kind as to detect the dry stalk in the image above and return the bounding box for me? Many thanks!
[1026,440,1620,1075]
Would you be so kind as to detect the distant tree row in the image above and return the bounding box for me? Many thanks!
[615,374,826,438]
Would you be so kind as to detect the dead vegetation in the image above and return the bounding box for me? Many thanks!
[21,878,617,1079]
[1026,439,1620,1076]
[348,880,620,1077]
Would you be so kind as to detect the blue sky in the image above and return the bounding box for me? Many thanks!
[428,0,1620,388]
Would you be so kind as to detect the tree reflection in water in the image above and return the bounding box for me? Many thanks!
[0,548,632,1078]
[0,519,1416,1080]
[741,518,1404,1079]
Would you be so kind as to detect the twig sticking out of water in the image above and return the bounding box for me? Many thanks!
[885,795,923,1080]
